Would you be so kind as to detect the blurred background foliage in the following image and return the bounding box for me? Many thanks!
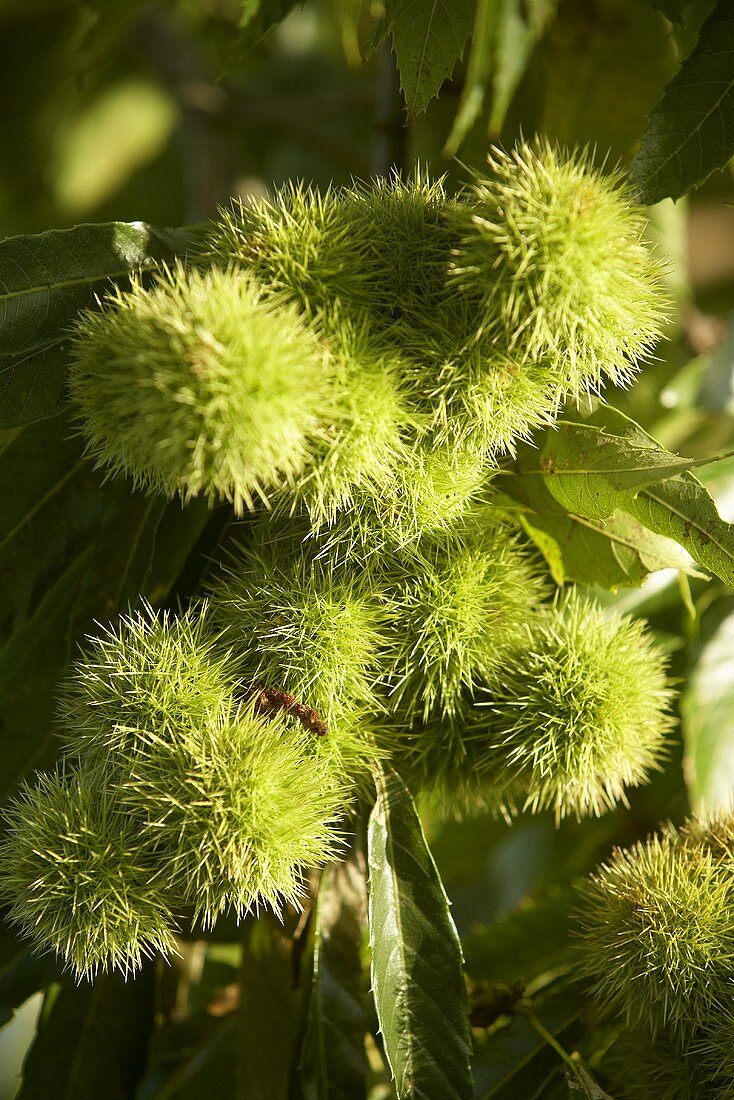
[2,0,734,1096]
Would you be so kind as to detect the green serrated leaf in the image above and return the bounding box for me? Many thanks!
[502,403,720,522]
[0,222,203,430]
[532,0,674,164]
[494,404,734,588]
[516,505,695,589]
[630,1,734,203]
[624,472,734,587]
[18,967,155,1099]
[367,766,472,1100]
[301,852,369,1100]
[390,0,474,120]
[444,0,556,154]
[683,608,734,815]
[443,0,503,155]
[364,0,397,58]
[487,0,557,135]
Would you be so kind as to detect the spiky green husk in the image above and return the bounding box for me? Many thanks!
[209,154,665,466]
[335,171,458,335]
[468,591,672,820]
[69,264,331,513]
[0,769,176,979]
[576,826,734,1035]
[319,444,491,560]
[292,318,420,528]
[380,521,545,725]
[211,528,387,779]
[607,1023,734,1100]
[385,705,525,818]
[210,175,458,336]
[3,148,677,978]
[451,139,668,396]
[405,336,560,456]
[59,604,235,771]
[395,447,490,540]
[209,183,354,320]
[121,703,348,927]
[680,815,734,863]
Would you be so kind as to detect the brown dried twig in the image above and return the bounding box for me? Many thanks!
[249,683,328,738]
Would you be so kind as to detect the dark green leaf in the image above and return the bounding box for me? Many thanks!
[136,943,240,1098]
[367,766,472,1100]
[630,2,734,203]
[0,222,203,429]
[623,472,734,587]
[301,853,369,1100]
[487,0,557,136]
[444,0,557,153]
[139,1016,237,1100]
[237,915,301,1100]
[18,967,155,1100]
[443,0,503,155]
[364,0,397,58]
[462,890,575,988]
[0,412,100,642]
[390,0,474,120]
[682,608,734,815]
[528,0,674,163]
[472,986,583,1100]
[0,550,94,799]
[565,1066,613,1100]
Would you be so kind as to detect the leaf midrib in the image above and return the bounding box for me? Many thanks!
[0,458,87,555]
[379,769,416,1093]
[409,0,442,114]
[642,486,734,566]
[0,259,171,307]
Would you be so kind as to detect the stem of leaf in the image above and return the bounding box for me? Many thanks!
[526,1012,593,1099]
[373,40,406,176]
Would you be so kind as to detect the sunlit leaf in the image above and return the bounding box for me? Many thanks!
[368,766,472,1100]
[624,473,734,587]
[238,0,302,46]
[501,404,719,523]
[683,607,734,815]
